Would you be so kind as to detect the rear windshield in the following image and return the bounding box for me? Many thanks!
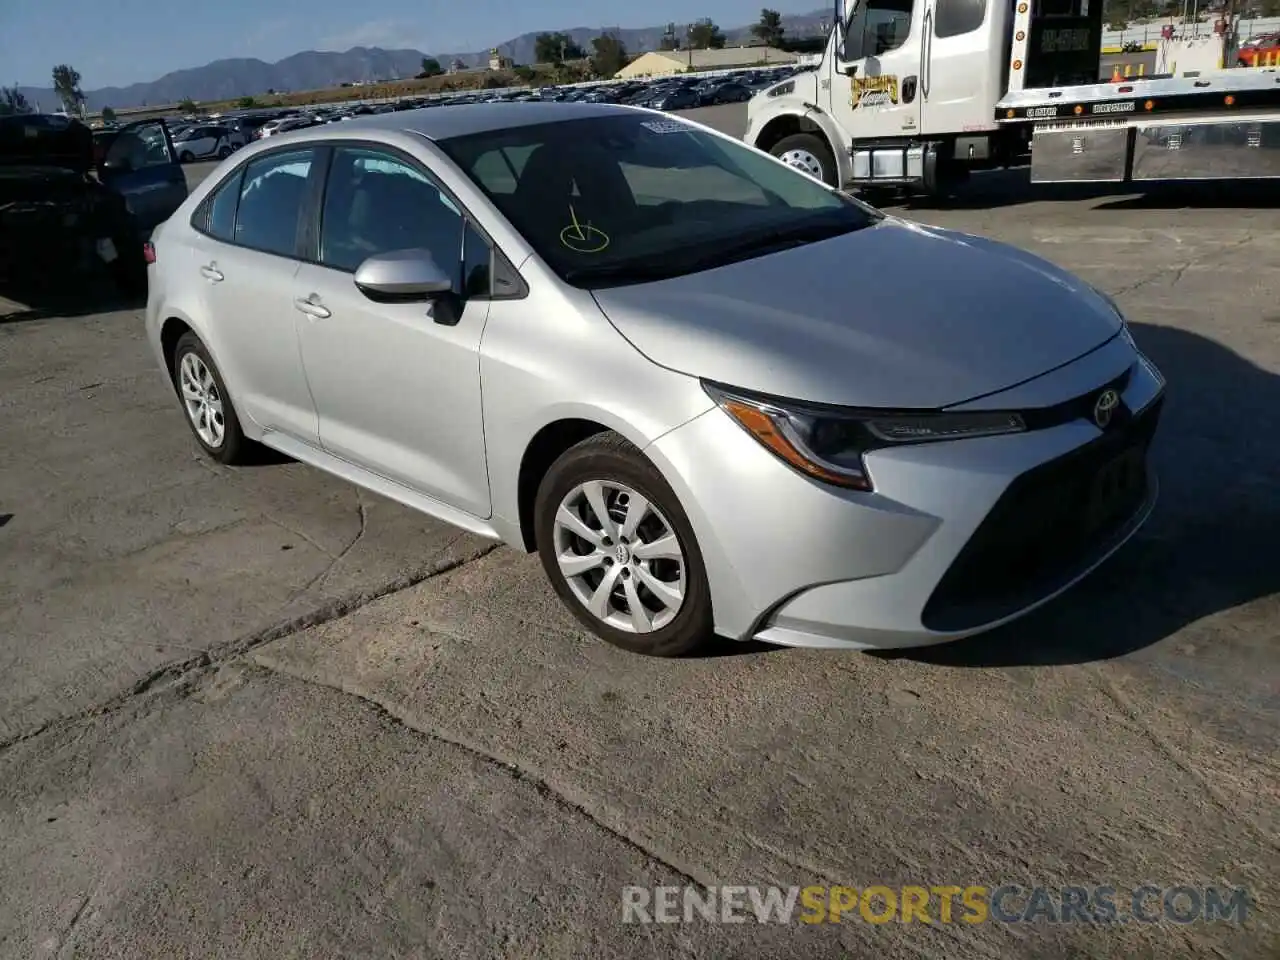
[438,113,880,288]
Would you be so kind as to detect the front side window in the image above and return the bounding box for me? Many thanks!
[233,148,316,257]
[103,120,174,170]
[318,146,482,292]
[439,114,880,289]
[854,0,915,55]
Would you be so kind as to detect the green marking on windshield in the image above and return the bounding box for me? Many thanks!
[560,204,610,253]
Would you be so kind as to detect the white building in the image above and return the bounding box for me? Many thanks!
[615,46,797,79]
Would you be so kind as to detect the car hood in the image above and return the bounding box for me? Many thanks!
[591,218,1122,409]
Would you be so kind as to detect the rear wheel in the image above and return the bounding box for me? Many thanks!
[770,132,837,187]
[217,144,232,159]
[534,432,713,657]
[172,332,251,465]
[179,150,194,163]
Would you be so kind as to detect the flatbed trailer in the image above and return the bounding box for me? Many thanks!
[997,71,1280,183]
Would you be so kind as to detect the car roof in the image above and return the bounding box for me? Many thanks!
[279,101,635,143]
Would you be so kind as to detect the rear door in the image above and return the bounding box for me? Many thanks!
[98,119,188,233]
[186,146,320,444]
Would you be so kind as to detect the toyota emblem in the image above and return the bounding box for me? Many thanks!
[1093,389,1120,429]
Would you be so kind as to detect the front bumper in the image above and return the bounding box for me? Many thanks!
[645,337,1165,650]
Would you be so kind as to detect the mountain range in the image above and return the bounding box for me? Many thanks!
[15,9,831,111]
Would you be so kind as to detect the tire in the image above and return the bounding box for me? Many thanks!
[179,150,194,163]
[770,132,838,187]
[534,432,714,657]
[217,144,232,159]
[171,332,252,465]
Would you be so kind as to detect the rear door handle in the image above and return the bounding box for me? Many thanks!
[200,264,224,282]
[293,296,331,319]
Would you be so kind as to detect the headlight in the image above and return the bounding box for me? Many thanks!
[704,383,1026,492]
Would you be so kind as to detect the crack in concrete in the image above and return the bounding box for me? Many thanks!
[1108,233,1255,300]
[0,542,501,755]
[1093,667,1280,855]
[285,489,368,603]
[245,657,711,892]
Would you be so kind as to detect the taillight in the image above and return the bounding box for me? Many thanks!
[143,241,156,264]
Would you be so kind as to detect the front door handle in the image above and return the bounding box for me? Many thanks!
[200,263,224,282]
[293,296,331,319]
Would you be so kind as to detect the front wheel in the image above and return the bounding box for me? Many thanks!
[534,432,714,657]
[179,150,194,163]
[217,144,232,158]
[770,132,837,187]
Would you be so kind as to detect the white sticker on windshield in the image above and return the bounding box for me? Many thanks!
[641,119,693,135]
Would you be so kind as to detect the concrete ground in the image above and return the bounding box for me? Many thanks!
[0,105,1276,959]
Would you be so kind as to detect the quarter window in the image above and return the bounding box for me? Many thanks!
[203,168,243,241]
[319,146,485,295]
[935,0,986,37]
[233,148,316,257]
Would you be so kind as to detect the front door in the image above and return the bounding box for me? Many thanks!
[97,119,187,232]
[293,144,493,518]
[829,0,925,140]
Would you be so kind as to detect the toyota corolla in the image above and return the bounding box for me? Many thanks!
[145,102,1165,657]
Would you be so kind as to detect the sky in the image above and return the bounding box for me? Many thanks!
[2,0,821,89]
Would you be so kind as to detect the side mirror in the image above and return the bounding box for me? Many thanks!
[353,249,454,301]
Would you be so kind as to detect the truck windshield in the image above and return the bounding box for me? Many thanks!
[438,114,881,289]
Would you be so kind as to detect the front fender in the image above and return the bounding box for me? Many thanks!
[746,96,852,187]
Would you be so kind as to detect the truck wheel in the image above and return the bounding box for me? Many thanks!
[771,133,837,187]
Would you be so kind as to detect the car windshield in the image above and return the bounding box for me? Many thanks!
[437,113,881,289]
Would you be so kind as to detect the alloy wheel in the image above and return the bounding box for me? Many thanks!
[552,479,687,633]
[178,351,225,448]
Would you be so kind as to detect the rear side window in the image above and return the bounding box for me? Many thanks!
[204,168,243,241]
[935,0,985,37]
[233,148,316,258]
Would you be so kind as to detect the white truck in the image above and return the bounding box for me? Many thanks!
[744,0,1280,195]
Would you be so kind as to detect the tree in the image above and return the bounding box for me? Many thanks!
[51,64,85,114]
[751,9,786,47]
[590,33,629,77]
[238,96,258,109]
[0,86,31,116]
[178,97,197,113]
[688,19,726,50]
[101,105,116,124]
[420,57,443,77]
[512,64,537,84]
[534,31,584,63]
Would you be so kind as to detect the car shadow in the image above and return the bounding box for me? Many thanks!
[0,278,142,325]
[885,320,1279,668]
[897,169,1280,212]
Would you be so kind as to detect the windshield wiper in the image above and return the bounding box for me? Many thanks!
[563,217,874,289]
[675,218,872,273]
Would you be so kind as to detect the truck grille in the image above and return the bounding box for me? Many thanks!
[921,396,1163,632]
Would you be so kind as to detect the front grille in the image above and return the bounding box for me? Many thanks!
[921,395,1163,632]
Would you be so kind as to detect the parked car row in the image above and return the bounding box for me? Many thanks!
[158,65,809,154]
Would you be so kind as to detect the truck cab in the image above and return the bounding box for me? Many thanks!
[747,0,1280,194]
[746,0,1030,192]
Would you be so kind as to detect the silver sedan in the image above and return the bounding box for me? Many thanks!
[144,102,1165,656]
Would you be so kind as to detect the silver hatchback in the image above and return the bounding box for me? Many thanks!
[145,103,1164,656]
